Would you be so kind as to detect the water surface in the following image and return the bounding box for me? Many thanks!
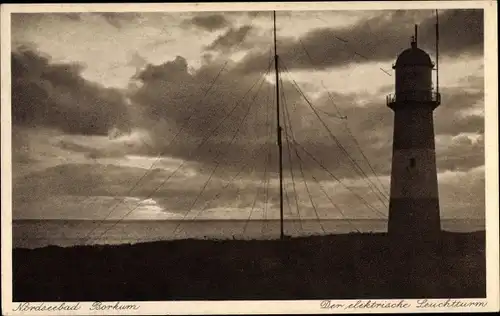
[13,218,485,248]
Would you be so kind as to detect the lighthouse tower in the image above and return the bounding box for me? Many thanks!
[386,27,441,239]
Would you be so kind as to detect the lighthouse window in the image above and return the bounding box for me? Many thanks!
[409,158,416,168]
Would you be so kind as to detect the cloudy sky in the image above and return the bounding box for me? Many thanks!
[10,8,485,224]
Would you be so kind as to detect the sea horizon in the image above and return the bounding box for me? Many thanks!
[13,218,485,249]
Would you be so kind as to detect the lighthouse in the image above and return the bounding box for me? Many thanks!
[386,26,441,240]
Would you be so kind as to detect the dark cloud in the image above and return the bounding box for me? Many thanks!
[12,162,275,212]
[12,161,370,219]
[129,54,274,148]
[434,86,484,136]
[13,163,155,200]
[127,52,149,73]
[187,14,231,31]
[55,139,129,160]
[11,13,81,26]
[282,80,485,179]
[10,10,484,183]
[94,12,141,29]
[57,13,83,21]
[125,47,484,184]
[11,127,39,166]
[234,9,483,73]
[205,25,254,52]
[126,53,381,182]
[426,9,484,57]
[247,11,261,18]
[133,55,191,82]
[436,135,484,172]
[11,48,483,191]
[12,12,142,31]
[288,98,394,179]
[11,48,131,135]
[458,74,484,91]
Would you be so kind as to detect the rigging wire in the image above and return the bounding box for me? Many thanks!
[291,144,327,235]
[280,75,325,234]
[279,60,389,209]
[280,59,388,204]
[191,144,269,221]
[261,80,274,237]
[280,73,362,233]
[80,12,265,237]
[279,74,304,232]
[287,12,392,77]
[318,79,389,199]
[306,83,390,200]
[283,132,387,219]
[84,57,274,243]
[81,12,396,242]
[80,57,229,229]
[288,141,362,233]
[172,163,222,237]
[189,50,275,226]
[311,170,362,234]
[282,11,390,198]
[172,63,273,237]
[316,106,348,120]
[261,153,272,237]
[135,62,272,240]
[290,24,389,197]
[241,146,270,237]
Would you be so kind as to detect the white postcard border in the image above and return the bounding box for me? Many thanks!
[1,1,498,315]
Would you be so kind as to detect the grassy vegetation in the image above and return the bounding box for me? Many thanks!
[13,231,485,301]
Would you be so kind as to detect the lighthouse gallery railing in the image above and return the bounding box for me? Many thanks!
[386,91,441,106]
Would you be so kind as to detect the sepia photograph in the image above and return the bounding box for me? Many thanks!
[1,1,498,314]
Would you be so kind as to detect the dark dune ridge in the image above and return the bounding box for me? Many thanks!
[13,231,485,302]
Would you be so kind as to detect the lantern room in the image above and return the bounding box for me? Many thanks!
[387,26,441,109]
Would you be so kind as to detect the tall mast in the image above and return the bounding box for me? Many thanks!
[435,9,440,94]
[414,24,418,45]
[273,11,284,240]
